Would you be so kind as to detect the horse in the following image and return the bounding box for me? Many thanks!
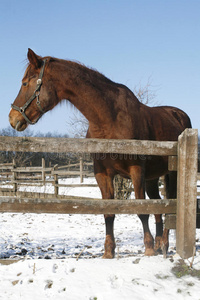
[9,49,192,258]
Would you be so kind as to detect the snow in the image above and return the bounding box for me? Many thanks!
[0,177,200,299]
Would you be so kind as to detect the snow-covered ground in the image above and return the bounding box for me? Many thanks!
[0,177,200,300]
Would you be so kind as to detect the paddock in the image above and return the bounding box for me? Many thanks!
[0,128,198,259]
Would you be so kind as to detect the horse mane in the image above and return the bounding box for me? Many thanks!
[46,56,130,93]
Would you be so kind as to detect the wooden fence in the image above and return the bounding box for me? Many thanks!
[0,158,181,199]
[1,160,198,201]
[0,158,95,196]
[0,128,198,259]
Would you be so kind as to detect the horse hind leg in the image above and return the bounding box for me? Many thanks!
[131,166,155,256]
[161,171,177,257]
[145,173,177,257]
[145,178,163,254]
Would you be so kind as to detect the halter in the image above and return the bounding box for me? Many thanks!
[11,59,47,125]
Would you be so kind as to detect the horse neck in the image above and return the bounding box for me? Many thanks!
[52,60,118,125]
[50,59,141,138]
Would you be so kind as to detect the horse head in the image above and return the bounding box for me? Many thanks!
[9,49,57,131]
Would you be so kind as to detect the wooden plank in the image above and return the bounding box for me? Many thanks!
[0,166,14,170]
[0,136,177,156]
[0,197,177,214]
[0,189,14,194]
[168,156,177,171]
[42,158,45,182]
[14,175,42,180]
[165,214,176,229]
[54,184,98,188]
[51,170,82,176]
[0,182,13,186]
[165,213,200,229]
[54,172,94,178]
[11,181,44,185]
[13,167,44,172]
[0,191,100,199]
[58,163,80,169]
[0,163,13,166]
[12,159,17,194]
[54,166,58,196]
[176,129,198,259]
[13,169,50,173]
[80,157,83,183]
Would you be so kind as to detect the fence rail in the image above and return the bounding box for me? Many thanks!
[0,197,177,215]
[0,135,177,155]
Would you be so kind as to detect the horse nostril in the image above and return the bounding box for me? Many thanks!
[15,121,21,131]
[9,114,20,130]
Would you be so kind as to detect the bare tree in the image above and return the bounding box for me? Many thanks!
[133,77,158,105]
[68,111,88,138]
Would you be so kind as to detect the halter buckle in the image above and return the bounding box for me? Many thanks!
[37,79,42,85]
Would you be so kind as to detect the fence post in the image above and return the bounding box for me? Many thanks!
[80,157,83,183]
[53,165,58,197]
[42,158,45,183]
[176,128,198,258]
[12,158,17,195]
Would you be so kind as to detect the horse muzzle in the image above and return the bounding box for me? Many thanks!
[9,110,28,131]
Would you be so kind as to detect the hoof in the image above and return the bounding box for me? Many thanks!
[154,237,169,257]
[154,236,163,254]
[161,243,168,258]
[102,252,115,259]
[144,232,154,256]
[102,244,115,259]
[144,248,155,256]
[103,235,115,259]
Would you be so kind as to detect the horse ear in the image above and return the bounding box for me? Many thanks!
[27,48,42,69]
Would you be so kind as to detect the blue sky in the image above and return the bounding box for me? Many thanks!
[1,0,200,136]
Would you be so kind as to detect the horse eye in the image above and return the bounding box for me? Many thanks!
[22,82,28,87]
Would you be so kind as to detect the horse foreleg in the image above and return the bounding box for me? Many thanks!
[161,228,169,258]
[103,214,116,259]
[138,214,155,256]
[131,166,155,256]
[154,214,164,253]
[94,164,115,259]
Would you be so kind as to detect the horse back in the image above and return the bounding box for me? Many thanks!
[144,105,192,142]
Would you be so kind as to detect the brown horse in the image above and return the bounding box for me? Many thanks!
[9,49,192,258]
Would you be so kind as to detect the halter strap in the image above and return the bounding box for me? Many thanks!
[11,59,47,125]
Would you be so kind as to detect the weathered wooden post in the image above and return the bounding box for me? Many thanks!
[176,129,198,258]
[42,158,45,183]
[53,165,58,196]
[80,157,83,183]
[12,158,17,195]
